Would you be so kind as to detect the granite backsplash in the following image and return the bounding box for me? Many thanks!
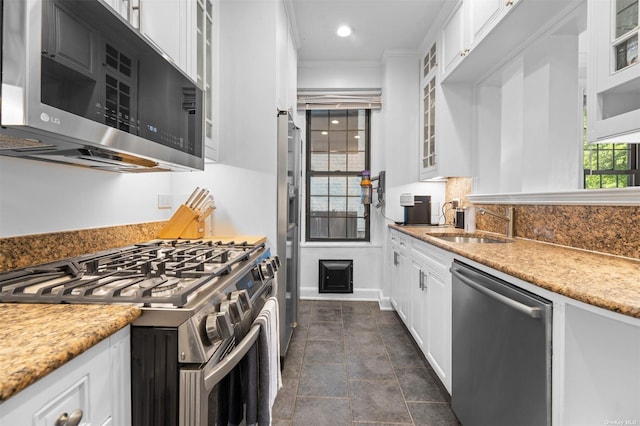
[0,222,166,272]
[445,177,640,260]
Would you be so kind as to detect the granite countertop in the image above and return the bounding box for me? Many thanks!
[390,224,640,319]
[0,304,141,402]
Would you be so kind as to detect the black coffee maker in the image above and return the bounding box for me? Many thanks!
[403,195,432,225]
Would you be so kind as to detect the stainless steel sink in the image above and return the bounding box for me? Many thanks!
[434,235,512,244]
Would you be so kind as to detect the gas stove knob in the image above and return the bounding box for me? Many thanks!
[251,265,264,282]
[204,311,233,344]
[260,261,274,279]
[230,290,252,316]
[221,298,243,322]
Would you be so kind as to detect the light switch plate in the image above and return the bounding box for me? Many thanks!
[157,194,172,209]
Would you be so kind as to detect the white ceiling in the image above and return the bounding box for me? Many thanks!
[287,0,448,62]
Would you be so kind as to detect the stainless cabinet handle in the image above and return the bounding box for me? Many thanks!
[55,409,83,426]
[393,251,399,266]
[451,266,541,318]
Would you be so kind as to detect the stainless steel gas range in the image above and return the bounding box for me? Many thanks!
[0,238,279,426]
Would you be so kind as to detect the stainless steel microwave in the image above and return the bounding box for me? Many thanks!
[0,0,204,172]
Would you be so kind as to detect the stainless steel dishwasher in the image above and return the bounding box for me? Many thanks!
[450,260,552,426]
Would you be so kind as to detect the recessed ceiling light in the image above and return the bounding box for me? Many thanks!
[321,131,328,135]
[337,25,352,37]
[331,120,339,124]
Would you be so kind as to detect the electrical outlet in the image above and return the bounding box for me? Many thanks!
[451,199,460,209]
[157,194,172,209]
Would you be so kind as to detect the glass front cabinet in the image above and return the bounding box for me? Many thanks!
[420,43,438,180]
[587,0,640,143]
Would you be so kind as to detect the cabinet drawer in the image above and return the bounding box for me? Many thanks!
[411,239,452,269]
[34,376,89,426]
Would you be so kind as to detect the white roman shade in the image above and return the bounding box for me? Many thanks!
[297,89,382,110]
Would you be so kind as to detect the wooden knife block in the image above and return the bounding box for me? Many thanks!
[157,204,213,239]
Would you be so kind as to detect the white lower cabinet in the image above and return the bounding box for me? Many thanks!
[389,229,453,393]
[560,302,640,425]
[408,258,428,350]
[390,231,410,323]
[0,326,131,426]
[423,261,451,391]
[410,239,453,393]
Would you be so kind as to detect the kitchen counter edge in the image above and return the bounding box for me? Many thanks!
[0,304,141,402]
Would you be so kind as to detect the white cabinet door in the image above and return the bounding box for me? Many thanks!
[392,248,410,323]
[390,231,410,323]
[587,0,640,143]
[467,0,519,49]
[562,303,640,424]
[411,238,453,392]
[408,259,428,351]
[0,327,131,426]
[424,263,451,392]
[103,0,131,20]
[441,0,467,79]
[139,0,194,79]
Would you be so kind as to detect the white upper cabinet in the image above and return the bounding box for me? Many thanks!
[138,0,193,79]
[420,44,438,180]
[441,1,467,78]
[468,0,519,48]
[102,0,198,83]
[441,0,583,83]
[587,0,640,143]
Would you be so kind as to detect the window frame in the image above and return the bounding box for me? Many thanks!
[305,109,371,242]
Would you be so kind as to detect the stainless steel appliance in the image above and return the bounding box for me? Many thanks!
[0,239,279,426]
[450,260,552,426]
[277,110,300,358]
[0,0,203,172]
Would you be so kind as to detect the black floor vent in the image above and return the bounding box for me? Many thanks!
[319,259,353,293]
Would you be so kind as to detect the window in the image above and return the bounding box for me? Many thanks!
[583,95,640,188]
[306,109,370,241]
[584,143,640,188]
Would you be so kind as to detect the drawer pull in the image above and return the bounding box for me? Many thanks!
[55,409,83,426]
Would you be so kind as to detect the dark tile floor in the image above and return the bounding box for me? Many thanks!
[272,300,460,425]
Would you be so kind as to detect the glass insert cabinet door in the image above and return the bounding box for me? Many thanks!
[614,0,639,71]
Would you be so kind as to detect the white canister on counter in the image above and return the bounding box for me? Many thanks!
[464,206,476,233]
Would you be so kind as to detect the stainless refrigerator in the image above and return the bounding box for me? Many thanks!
[277,110,300,358]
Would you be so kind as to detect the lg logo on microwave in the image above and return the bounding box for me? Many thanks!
[40,112,61,125]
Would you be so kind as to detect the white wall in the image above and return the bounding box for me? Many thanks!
[0,156,172,238]
[297,56,445,304]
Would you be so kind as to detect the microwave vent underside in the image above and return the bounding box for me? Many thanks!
[0,134,55,150]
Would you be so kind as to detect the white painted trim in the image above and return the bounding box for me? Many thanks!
[378,296,393,311]
[467,187,640,206]
[300,286,381,302]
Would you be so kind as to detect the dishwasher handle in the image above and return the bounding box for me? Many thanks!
[451,266,542,319]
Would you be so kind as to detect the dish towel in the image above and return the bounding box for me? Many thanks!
[255,296,282,425]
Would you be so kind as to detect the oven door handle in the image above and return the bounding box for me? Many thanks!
[203,323,261,391]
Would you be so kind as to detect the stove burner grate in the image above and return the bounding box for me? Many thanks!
[0,240,265,308]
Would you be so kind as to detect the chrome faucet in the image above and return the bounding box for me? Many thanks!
[477,207,514,239]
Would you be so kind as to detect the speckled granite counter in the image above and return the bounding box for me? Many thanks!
[390,224,640,319]
[0,304,141,401]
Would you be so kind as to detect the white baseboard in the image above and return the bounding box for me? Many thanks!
[300,286,379,302]
[299,287,396,312]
